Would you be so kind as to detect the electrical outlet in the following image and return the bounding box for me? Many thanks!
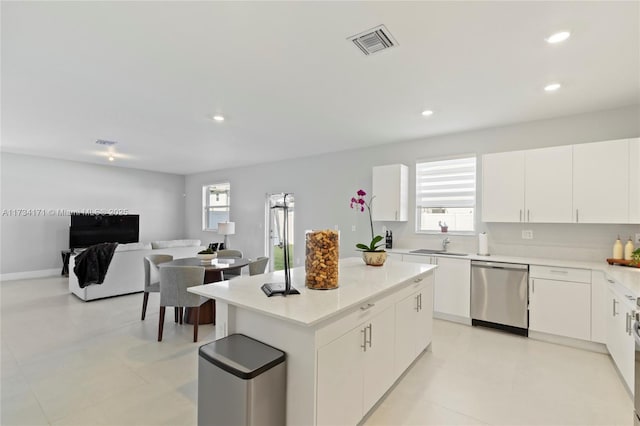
[522,230,534,240]
[635,233,640,244]
[352,225,356,232]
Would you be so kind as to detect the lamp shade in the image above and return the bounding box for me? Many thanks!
[218,221,235,236]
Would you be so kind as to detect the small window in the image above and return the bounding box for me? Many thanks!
[203,182,230,231]
[416,156,476,233]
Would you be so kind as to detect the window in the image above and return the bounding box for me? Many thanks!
[202,182,230,231]
[416,156,476,233]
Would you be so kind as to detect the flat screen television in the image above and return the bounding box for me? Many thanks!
[69,214,139,250]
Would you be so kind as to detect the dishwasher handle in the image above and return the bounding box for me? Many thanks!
[471,261,528,271]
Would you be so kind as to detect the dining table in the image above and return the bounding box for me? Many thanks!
[160,256,250,325]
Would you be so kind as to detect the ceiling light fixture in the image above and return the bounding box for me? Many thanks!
[544,83,561,92]
[212,115,225,122]
[108,156,115,162]
[421,110,434,117]
[546,31,571,44]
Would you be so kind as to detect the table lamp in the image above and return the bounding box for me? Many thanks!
[218,221,235,249]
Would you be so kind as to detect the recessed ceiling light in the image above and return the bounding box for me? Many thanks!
[108,156,115,162]
[212,115,225,122]
[421,110,434,117]
[546,31,571,44]
[544,83,561,92]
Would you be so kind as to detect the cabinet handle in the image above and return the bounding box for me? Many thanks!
[531,279,534,294]
[395,211,398,220]
[626,313,631,334]
[418,293,422,311]
[413,277,423,283]
[360,303,375,311]
[613,299,619,316]
[527,210,530,222]
[519,210,522,222]
[576,209,579,223]
[415,295,420,312]
[607,279,615,284]
[367,324,373,348]
[361,328,367,352]
[549,270,568,274]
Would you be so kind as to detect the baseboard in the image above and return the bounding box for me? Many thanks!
[0,268,60,282]
[528,330,608,354]
[434,311,472,325]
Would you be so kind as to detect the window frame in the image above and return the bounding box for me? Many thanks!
[202,182,231,232]
[415,154,477,236]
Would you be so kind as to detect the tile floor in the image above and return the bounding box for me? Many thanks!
[0,276,633,425]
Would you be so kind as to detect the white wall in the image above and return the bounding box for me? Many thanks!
[0,153,186,275]
[185,105,640,265]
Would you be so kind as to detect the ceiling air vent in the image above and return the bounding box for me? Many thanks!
[95,139,117,146]
[348,25,397,56]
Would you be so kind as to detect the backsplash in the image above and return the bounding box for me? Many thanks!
[386,222,640,262]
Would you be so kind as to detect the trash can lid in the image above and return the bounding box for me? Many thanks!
[199,334,286,380]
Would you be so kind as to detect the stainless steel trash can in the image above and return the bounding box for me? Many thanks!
[197,334,286,426]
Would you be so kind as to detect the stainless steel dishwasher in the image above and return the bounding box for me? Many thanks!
[471,261,529,336]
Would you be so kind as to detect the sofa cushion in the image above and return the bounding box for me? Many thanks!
[115,242,152,252]
[151,239,202,249]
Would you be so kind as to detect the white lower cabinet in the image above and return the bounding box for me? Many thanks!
[399,254,470,320]
[590,271,608,344]
[606,285,635,393]
[317,324,365,426]
[363,306,396,413]
[317,310,393,426]
[528,266,591,341]
[529,278,591,341]
[395,279,434,376]
[316,276,434,426]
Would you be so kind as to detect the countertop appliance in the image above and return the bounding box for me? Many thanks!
[634,302,640,426]
[471,260,529,336]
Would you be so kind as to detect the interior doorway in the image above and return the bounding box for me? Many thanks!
[266,193,294,272]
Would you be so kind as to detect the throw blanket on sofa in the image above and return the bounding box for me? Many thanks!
[73,243,118,288]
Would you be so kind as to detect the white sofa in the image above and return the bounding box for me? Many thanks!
[68,240,206,301]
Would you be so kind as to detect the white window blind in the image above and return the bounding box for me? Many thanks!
[416,157,476,208]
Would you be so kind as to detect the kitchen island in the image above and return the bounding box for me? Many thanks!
[188,257,436,426]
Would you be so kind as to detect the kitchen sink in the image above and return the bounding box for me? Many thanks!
[408,249,468,256]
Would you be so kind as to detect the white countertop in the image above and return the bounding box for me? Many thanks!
[390,248,640,296]
[188,257,436,327]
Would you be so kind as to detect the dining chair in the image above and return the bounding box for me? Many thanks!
[217,249,244,278]
[249,256,269,276]
[217,249,243,258]
[158,265,206,342]
[142,254,174,320]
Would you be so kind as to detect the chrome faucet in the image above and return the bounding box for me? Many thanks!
[441,237,451,251]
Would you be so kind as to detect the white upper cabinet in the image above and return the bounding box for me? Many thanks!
[574,139,629,223]
[482,151,525,222]
[525,145,573,223]
[372,164,408,221]
[629,138,640,223]
[483,138,638,224]
[483,147,573,223]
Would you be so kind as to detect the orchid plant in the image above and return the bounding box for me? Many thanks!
[350,189,385,252]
